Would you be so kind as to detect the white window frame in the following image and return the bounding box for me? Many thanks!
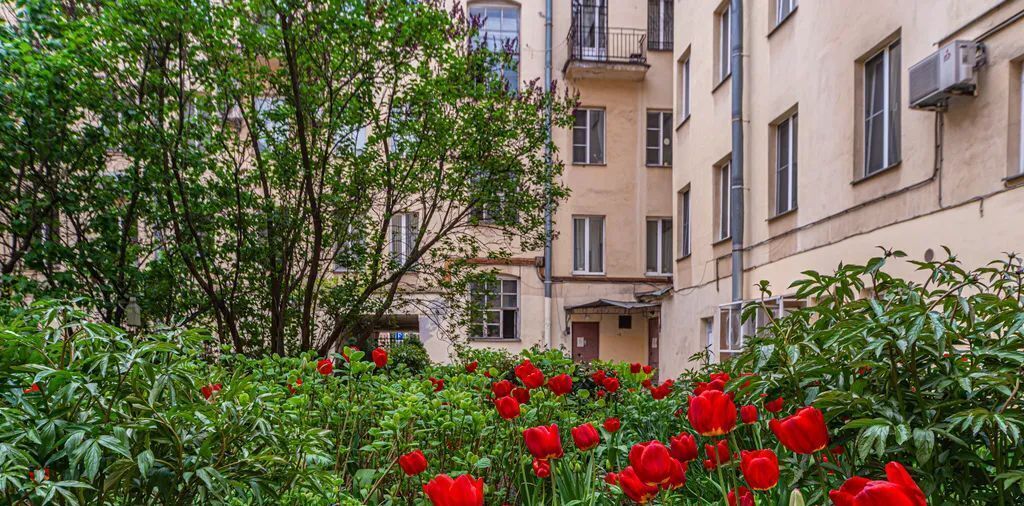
[469,4,521,91]
[681,56,691,120]
[469,278,520,340]
[715,296,804,363]
[573,109,605,164]
[646,110,672,167]
[649,0,672,51]
[572,215,605,275]
[1019,67,1024,175]
[390,212,418,265]
[646,217,672,276]
[717,5,732,82]
[775,113,798,215]
[775,0,797,26]
[864,40,901,176]
[717,162,731,241]
[679,189,691,257]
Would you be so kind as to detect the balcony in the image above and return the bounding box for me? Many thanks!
[564,2,649,81]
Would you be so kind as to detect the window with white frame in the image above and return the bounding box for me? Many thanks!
[864,40,901,176]
[646,111,673,166]
[334,225,365,272]
[775,0,797,26]
[469,278,519,340]
[1019,67,1024,175]
[716,161,731,241]
[469,5,520,91]
[678,189,691,256]
[647,0,673,51]
[646,217,672,275]
[573,109,605,164]
[680,55,691,119]
[775,112,798,215]
[390,212,418,265]
[717,297,805,361]
[572,216,604,274]
[702,317,715,356]
[716,4,732,82]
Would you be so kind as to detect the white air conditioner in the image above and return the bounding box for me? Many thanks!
[909,40,984,111]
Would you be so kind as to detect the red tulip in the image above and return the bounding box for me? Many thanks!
[316,358,334,375]
[641,379,653,389]
[661,458,688,490]
[531,458,551,478]
[740,449,779,490]
[829,462,926,506]
[423,474,484,506]
[728,486,755,506]
[492,380,513,398]
[603,417,621,433]
[591,370,606,383]
[28,468,50,482]
[688,390,738,436]
[740,405,758,423]
[515,360,546,389]
[465,361,478,373]
[547,374,573,396]
[287,377,302,394]
[523,424,563,460]
[200,383,222,401]
[602,376,620,393]
[494,396,521,420]
[571,423,601,451]
[703,440,732,470]
[617,466,660,503]
[669,432,698,462]
[372,347,388,368]
[604,472,618,485]
[769,406,829,454]
[512,387,530,404]
[23,383,40,394]
[398,450,428,476]
[429,377,445,392]
[642,364,653,374]
[765,396,784,413]
[628,441,675,486]
[650,381,673,400]
[630,362,642,374]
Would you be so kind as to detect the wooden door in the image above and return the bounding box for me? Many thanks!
[571,322,600,363]
[648,317,660,382]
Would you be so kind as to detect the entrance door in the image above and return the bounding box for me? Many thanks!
[648,317,660,382]
[572,322,600,363]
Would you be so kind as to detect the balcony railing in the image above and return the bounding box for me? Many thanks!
[567,1,647,65]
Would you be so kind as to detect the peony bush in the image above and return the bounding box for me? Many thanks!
[1,251,1023,505]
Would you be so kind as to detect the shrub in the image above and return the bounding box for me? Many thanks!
[388,336,431,375]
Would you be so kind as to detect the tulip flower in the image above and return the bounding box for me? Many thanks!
[548,374,573,395]
[617,466,660,503]
[728,486,755,506]
[661,458,688,490]
[571,423,601,451]
[465,361,478,373]
[688,390,738,436]
[765,396,784,413]
[531,458,551,478]
[523,424,564,460]
[602,376,620,393]
[200,383,222,401]
[23,383,40,394]
[603,417,621,433]
[740,449,779,490]
[829,461,927,506]
[591,370,606,383]
[650,381,673,400]
[494,396,521,420]
[669,432,698,463]
[423,474,484,506]
[740,405,758,423]
[630,362,643,374]
[429,377,445,392]
[604,472,618,485]
[769,406,829,454]
[287,377,302,394]
[371,347,388,368]
[641,379,653,389]
[628,441,675,486]
[512,387,530,404]
[28,468,50,482]
[398,450,428,476]
[703,440,732,470]
[316,358,334,376]
[642,364,653,374]
[515,360,546,389]
[492,380,513,398]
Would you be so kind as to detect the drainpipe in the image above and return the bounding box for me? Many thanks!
[543,0,554,348]
[729,0,744,302]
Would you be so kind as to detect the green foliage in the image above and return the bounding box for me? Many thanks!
[388,337,431,375]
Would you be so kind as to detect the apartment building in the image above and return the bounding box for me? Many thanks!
[658,0,1024,378]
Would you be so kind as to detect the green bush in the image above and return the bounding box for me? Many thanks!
[389,336,431,375]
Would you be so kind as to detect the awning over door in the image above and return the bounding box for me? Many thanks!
[565,299,660,315]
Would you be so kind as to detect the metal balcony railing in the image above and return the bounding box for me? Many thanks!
[568,1,647,65]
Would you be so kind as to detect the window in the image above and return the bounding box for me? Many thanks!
[775,113,798,215]
[647,0,673,51]
[678,189,691,256]
[646,217,672,275]
[716,161,731,241]
[702,317,715,356]
[335,226,365,272]
[469,5,520,91]
[716,4,732,82]
[1019,67,1024,175]
[646,111,672,166]
[775,0,797,26]
[254,97,286,151]
[680,55,691,120]
[572,216,604,274]
[573,109,605,164]
[864,40,901,175]
[718,297,805,361]
[618,315,633,329]
[469,278,519,340]
[390,212,418,265]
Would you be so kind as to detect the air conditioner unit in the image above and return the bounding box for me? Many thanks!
[909,40,984,111]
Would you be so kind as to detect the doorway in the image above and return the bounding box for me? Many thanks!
[571,321,600,363]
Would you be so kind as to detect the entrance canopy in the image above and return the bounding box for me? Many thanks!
[565,299,660,315]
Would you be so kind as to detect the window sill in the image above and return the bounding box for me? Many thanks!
[712,235,731,246]
[712,74,731,94]
[646,163,672,169]
[572,271,606,276]
[675,253,692,262]
[675,114,691,132]
[572,162,607,167]
[645,272,672,278]
[1004,172,1024,187]
[767,7,797,38]
[851,161,901,185]
[767,207,798,222]
[469,338,522,343]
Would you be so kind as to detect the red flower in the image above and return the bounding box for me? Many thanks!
[630,362,643,374]
[602,377,621,393]
[641,379,653,389]
[316,358,334,376]
[523,424,563,460]
[512,387,530,404]
[591,370,606,383]
[571,423,600,451]
[483,371,491,378]
[23,383,40,394]
[728,486,755,506]
[287,377,303,394]
[628,441,675,486]
[423,474,484,506]
[28,468,50,482]
[603,417,621,433]
[372,347,388,368]
[200,383,222,401]
[398,450,428,476]
[642,365,653,374]
[765,396,784,413]
[669,432,698,463]
[429,377,445,392]
[604,472,618,485]
[703,440,732,470]
[688,390,738,436]
[494,396,521,420]
[515,360,545,389]
[547,374,573,396]
[492,380,513,398]
[828,462,926,506]
[465,361,478,373]
[769,406,829,454]
[650,381,673,400]
[617,466,660,503]
[532,458,551,478]
[341,346,359,362]
[740,405,758,424]
[740,449,779,490]
[661,458,688,490]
